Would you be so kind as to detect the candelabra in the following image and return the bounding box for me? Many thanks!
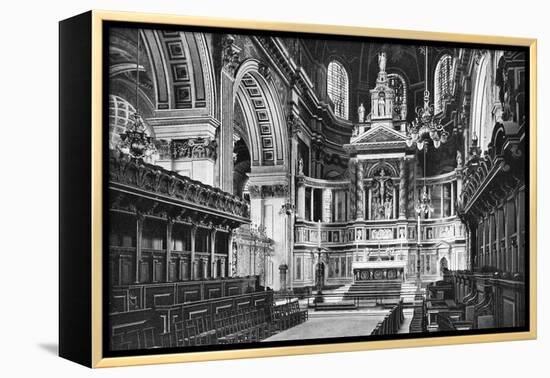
[116,28,157,160]
[406,46,450,150]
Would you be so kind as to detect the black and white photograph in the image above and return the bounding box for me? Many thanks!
[105,23,529,354]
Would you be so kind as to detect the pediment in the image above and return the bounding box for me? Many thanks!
[351,125,408,145]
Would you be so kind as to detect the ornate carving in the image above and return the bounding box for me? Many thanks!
[109,156,249,220]
[398,158,407,218]
[222,35,241,77]
[170,138,217,160]
[371,228,394,240]
[496,56,514,121]
[248,184,289,199]
[258,62,271,81]
[286,114,301,138]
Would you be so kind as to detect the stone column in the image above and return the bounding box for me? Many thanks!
[456,170,463,209]
[322,188,333,223]
[227,231,234,277]
[440,185,444,219]
[399,158,407,219]
[220,258,226,278]
[210,229,217,278]
[349,158,357,219]
[135,212,144,283]
[393,186,397,219]
[219,35,241,192]
[166,218,174,282]
[297,178,306,220]
[310,188,315,221]
[366,187,371,220]
[202,259,208,279]
[451,181,455,216]
[190,226,197,280]
[356,160,364,220]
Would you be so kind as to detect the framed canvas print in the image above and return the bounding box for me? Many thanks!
[59,10,537,368]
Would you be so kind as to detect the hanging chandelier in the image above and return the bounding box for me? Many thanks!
[117,28,157,160]
[406,46,450,150]
[416,144,434,216]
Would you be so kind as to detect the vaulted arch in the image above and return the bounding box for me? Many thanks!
[233,59,288,167]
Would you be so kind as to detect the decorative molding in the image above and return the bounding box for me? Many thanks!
[109,155,250,225]
[248,184,289,199]
[158,137,218,161]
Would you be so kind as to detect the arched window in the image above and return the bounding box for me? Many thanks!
[388,73,408,119]
[434,54,454,114]
[327,60,349,119]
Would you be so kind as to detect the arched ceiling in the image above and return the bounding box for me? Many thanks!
[108,28,215,117]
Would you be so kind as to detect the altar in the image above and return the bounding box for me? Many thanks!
[353,260,406,282]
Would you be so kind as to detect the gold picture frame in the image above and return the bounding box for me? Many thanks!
[59,9,537,368]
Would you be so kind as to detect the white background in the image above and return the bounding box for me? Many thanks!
[0,0,547,376]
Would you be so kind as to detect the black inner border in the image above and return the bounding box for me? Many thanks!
[102,19,531,359]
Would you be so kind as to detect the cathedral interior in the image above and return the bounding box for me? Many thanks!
[107,26,528,350]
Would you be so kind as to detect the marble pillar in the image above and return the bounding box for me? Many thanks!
[399,158,407,219]
[356,160,364,220]
[297,179,306,220]
[349,159,357,219]
[322,188,333,223]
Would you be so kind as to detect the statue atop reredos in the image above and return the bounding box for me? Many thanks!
[358,102,365,123]
[369,51,394,120]
[377,92,386,117]
[378,52,387,73]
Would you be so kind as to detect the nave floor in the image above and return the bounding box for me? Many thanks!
[263,308,414,341]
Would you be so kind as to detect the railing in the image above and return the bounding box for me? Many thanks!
[109,155,250,220]
[371,300,404,335]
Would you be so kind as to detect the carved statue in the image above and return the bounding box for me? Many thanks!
[298,158,304,175]
[496,57,513,121]
[378,52,387,72]
[384,196,392,219]
[456,150,463,167]
[358,102,366,123]
[399,228,406,239]
[372,168,394,220]
[377,92,386,117]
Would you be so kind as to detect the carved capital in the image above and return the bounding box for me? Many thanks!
[222,35,241,77]
[286,114,301,138]
[258,62,271,81]
[248,184,289,199]
[169,137,217,161]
